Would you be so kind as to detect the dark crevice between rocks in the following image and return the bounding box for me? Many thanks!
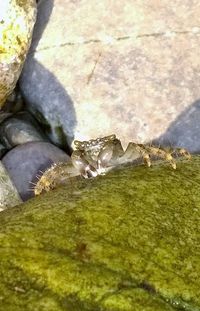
[99,277,197,311]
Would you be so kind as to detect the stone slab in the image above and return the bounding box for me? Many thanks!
[20,0,200,152]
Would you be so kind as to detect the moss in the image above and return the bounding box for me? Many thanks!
[0,157,200,310]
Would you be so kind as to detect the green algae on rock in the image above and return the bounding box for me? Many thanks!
[0,156,200,310]
[0,0,36,107]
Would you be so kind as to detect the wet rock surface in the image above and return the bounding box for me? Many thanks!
[0,157,200,309]
[2,141,70,201]
[0,0,37,107]
[20,0,200,152]
[0,111,47,149]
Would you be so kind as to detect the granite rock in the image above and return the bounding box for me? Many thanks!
[0,0,37,107]
[20,0,200,152]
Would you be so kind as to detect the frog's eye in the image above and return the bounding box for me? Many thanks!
[74,140,85,150]
[109,134,116,141]
[90,140,96,146]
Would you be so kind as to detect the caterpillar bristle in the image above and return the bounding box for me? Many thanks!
[34,163,65,196]
[33,162,79,196]
[29,181,37,186]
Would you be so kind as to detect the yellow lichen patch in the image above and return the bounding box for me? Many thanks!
[0,23,26,60]
[0,0,36,107]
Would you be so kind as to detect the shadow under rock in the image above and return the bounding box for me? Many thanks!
[31,0,55,52]
[153,99,200,153]
[20,0,77,152]
[21,60,77,152]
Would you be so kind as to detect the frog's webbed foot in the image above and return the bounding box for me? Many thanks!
[141,145,177,169]
[172,147,191,160]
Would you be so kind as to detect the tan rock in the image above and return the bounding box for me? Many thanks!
[20,0,200,151]
[0,0,37,107]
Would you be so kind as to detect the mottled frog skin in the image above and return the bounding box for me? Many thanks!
[34,134,191,195]
[71,134,191,176]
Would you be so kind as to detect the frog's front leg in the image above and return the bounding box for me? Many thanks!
[141,145,177,169]
[173,147,191,160]
[117,143,151,166]
[71,150,98,178]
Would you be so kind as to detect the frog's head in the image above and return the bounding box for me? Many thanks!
[74,134,116,159]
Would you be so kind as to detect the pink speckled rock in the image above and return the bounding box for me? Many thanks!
[20,0,200,152]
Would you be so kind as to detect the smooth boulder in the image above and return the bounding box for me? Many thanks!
[0,0,36,107]
[0,156,200,309]
[20,0,200,152]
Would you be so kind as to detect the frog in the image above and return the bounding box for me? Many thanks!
[71,134,191,176]
[33,134,191,196]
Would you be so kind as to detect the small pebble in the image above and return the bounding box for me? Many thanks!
[2,142,70,201]
[0,111,47,149]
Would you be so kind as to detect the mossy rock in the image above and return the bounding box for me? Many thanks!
[0,156,200,310]
[0,0,36,107]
